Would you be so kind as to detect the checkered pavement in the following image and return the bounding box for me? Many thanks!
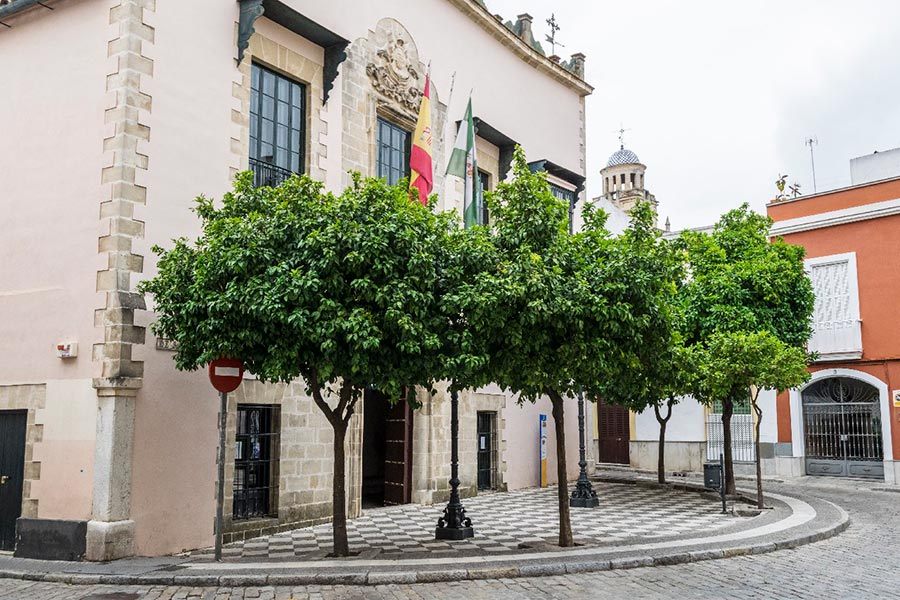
[210,483,733,561]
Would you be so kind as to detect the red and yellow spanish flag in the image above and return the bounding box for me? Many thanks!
[409,72,433,205]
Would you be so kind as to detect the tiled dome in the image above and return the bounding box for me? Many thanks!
[607,148,640,167]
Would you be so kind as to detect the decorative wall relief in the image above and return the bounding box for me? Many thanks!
[366,38,421,114]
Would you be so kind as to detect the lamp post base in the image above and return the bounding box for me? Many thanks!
[435,525,475,540]
[569,493,600,508]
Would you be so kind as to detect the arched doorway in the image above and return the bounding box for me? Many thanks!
[802,377,883,478]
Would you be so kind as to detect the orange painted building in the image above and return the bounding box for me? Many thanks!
[767,169,900,484]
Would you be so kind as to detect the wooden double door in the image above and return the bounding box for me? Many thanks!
[597,398,630,465]
[0,411,27,551]
[362,390,413,507]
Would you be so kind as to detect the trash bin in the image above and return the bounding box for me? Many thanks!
[703,462,722,489]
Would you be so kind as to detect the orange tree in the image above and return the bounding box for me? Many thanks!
[458,149,679,546]
[140,172,469,556]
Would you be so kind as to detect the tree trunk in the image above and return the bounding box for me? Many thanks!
[653,397,674,485]
[331,420,349,556]
[309,373,358,558]
[751,393,764,509]
[721,396,736,495]
[548,389,574,547]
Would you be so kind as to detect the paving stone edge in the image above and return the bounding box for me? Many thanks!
[0,503,850,587]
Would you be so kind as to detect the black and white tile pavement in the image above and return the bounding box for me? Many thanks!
[203,482,733,561]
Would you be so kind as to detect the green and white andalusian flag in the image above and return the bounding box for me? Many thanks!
[446,97,479,228]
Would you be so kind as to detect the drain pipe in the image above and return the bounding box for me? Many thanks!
[0,0,54,25]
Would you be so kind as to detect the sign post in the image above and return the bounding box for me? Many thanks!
[539,414,548,488]
[208,358,244,562]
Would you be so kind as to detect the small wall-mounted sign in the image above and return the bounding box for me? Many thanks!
[893,390,900,408]
[156,337,177,351]
[56,342,78,359]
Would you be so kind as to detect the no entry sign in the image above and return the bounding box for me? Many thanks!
[208,358,244,393]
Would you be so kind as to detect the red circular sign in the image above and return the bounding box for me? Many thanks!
[208,358,245,393]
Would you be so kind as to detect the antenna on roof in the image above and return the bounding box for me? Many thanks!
[545,13,565,55]
[805,136,818,193]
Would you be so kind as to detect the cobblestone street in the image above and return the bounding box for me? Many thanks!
[1,480,897,599]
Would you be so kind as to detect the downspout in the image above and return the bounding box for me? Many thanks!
[0,0,53,25]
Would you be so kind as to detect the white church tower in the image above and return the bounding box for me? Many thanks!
[600,134,658,227]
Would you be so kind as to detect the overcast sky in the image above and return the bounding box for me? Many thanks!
[488,0,900,229]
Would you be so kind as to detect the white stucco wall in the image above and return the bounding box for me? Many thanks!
[850,148,900,185]
[634,396,706,442]
[503,393,583,490]
[0,0,110,522]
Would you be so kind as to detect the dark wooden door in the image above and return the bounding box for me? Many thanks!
[476,412,494,490]
[597,398,630,465]
[383,401,413,505]
[0,410,27,551]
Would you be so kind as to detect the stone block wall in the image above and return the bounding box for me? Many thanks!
[222,379,362,543]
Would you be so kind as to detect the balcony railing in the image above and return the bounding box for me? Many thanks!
[809,318,863,360]
[250,158,295,188]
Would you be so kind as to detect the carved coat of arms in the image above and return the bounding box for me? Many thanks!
[366,38,421,113]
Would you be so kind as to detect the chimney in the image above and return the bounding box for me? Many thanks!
[569,52,586,78]
[515,13,534,44]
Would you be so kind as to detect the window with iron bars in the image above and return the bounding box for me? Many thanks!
[706,395,755,462]
[249,63,306,188]
[233,404,280,520]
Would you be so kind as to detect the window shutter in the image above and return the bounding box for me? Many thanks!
[807,253,862,358]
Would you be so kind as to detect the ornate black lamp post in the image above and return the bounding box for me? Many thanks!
[435,388,474,540]
[566,196,598,508]
[569,389,599,507]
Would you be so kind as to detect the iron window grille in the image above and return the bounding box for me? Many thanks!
[249,63,306,187]
[233,404,280,520]
[706,395,755,463]
[376,117,410,186]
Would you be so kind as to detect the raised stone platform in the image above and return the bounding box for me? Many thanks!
[0,480,848,586]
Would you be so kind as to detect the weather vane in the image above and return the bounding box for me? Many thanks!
[545,13,565,55]
[614,124,631,149]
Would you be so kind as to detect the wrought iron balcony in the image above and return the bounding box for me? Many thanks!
[249,157,295,188]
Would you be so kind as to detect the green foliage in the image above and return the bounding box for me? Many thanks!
[678,203,814,352]
[692,331,811,402]
[595,213,688,413]
[139,171,464,402]
[458,147,680,406]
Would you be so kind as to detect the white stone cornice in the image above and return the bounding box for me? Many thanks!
[771,198,900,236]
[444,0,594,96]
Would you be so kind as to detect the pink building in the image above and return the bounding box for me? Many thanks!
[0,0,593,560]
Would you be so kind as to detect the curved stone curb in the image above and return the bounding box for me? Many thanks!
[0,493,850,587]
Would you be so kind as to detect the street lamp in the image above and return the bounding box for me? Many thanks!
[435,388,474,539]
[567,195,599,509]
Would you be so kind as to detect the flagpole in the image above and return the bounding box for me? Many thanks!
[437,70,457,152]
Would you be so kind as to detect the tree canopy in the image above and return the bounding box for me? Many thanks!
[678,204,814,349]
[140,171,468,556]
[677,203,814,493]
[692,330,810,507]
[456,148,683,545]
